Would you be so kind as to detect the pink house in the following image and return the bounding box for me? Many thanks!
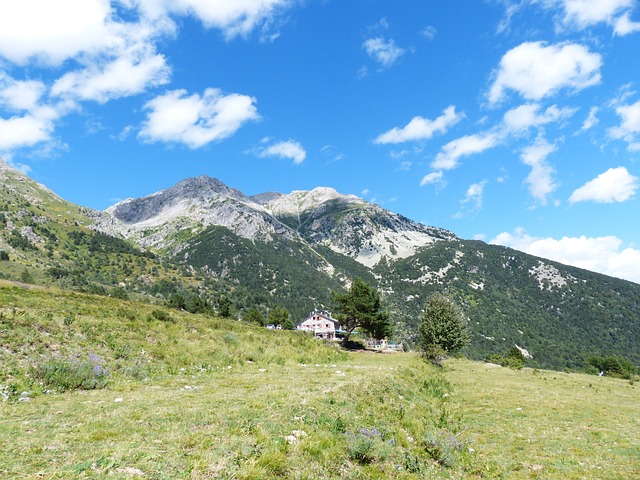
[296,311,340,340]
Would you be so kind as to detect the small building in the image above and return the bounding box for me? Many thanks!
[296,311,340,340]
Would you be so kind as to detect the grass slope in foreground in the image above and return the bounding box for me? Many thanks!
[1,283,639,478]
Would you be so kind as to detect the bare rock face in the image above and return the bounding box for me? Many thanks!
[94,176,457,265]
[258,188,458,267]
[93,176,300,250]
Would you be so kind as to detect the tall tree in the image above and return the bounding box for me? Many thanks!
[419,293,471,364]
[332,277,391,346]
[268,305,294,330]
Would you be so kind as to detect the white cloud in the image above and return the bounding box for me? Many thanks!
[580,106,599,131]
[569,166,638,203]
[420,171,445,187]
[0,77,46,112]
[0,114,54,150]
[609,100,640,150]
[51,47,170,103]
[139,88,260,148]
[0,0,117,65]
[614,10,640,34]
[502,103,576,133]
[145,0,293,39]
[491,227,640,284]
[0,73,70,151]
[431,132,499,170]
[561,0,634,28]
[362,37,406,68]
[259,139,306,164]
[454,180,487,218]
[488,41,602,104]
[375,106,463,144]
[520,137,558,205]
[421,25,437,40]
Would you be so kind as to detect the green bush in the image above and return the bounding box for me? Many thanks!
[486,346,525,369]
[588,355,637,379]
[149,309,174,322]
[32,353,110,392]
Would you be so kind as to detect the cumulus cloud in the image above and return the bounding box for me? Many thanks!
[139,88,260,148]
[580,106,599,131]
[375,106,463,144]
[0,72,72,151]
[0,0,295,154]
[431,132,499,170]
[491,227,640,284]
[140,0,293,40]
[520,137,558,205]
[503,103,576,133]
[259,139,306,164]
[559,0,638,31]
[362,37,406,68]
[0,77,46,112]
[614,10,640,34]
[609,100,640,150]
[569,166,638,203]
[0,114,54,150]
[0,0,117,65]
[488,41,602,104]
[420,171,445,187]
[51,47,171,103]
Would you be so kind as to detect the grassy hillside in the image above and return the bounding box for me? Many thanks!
[1,282,639,478]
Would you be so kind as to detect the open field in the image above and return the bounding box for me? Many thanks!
[447,360,640,479]
[1,283,639,479]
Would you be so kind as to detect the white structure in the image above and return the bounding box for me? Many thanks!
[296,311,340,340]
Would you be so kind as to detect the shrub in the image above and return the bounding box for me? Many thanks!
[345,427,392,465]
[32,353,110,392]
[486,346,525,369]
[149,309,174,322]
[588,355,637,379]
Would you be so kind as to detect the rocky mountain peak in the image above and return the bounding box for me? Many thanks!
[260,186,364,216]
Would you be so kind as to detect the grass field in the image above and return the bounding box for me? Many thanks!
[1,283,639,479]
[446,360,640,479]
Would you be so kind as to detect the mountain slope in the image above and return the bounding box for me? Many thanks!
[93,176,299,252]
[2,163,639,371]
[375,239,640,369]
[255,187,457,267]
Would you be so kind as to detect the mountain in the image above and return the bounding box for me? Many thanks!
[2,162,639,371]
[0,158,184,297]
[254,186,457,267]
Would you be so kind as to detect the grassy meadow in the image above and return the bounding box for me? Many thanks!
[1,281,639,479]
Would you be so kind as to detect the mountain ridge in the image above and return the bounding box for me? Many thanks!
[2,162,640,371]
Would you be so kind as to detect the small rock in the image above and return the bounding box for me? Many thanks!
[114,397,123,403]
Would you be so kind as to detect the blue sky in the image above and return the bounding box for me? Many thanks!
[1,0,640,283]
